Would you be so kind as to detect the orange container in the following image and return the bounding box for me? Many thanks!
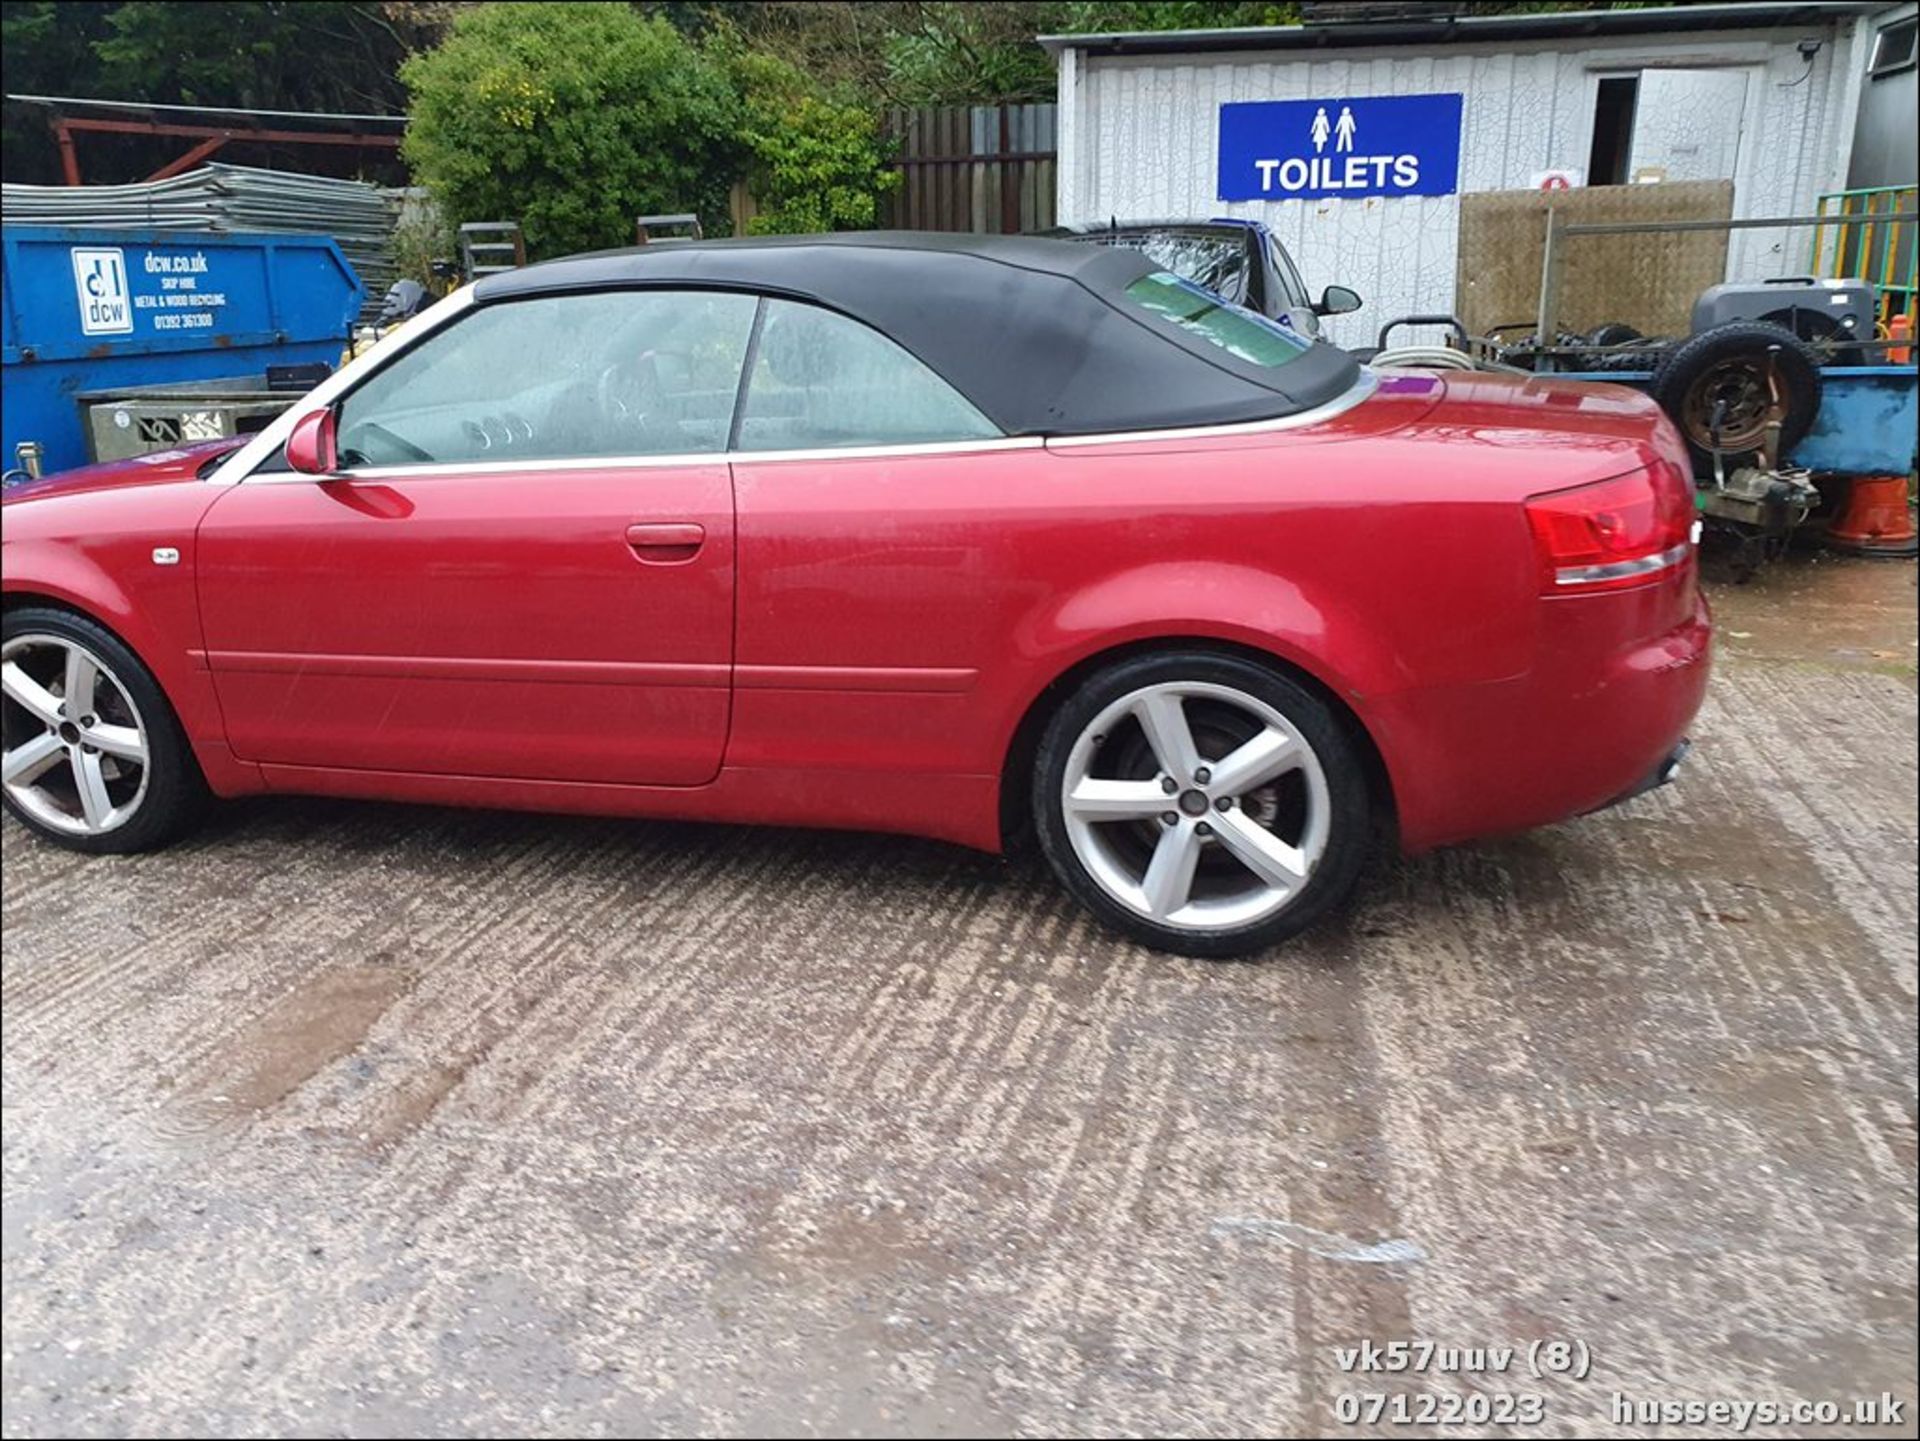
[1827,474,1918,555]
[1888,314,1913,365]
[1889,314,1920,366]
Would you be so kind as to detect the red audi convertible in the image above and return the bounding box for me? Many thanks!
[1,234,1708,956]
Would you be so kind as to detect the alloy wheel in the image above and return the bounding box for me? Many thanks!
[1,633,151,836]
[1059,680,1331,932]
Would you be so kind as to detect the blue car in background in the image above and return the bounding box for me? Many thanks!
[1043,217,1361,338]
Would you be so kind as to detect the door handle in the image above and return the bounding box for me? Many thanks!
[625,522,706,564]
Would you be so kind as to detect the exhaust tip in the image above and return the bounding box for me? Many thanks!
[1657,739,1692,787]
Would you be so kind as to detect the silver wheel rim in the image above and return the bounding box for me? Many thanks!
[1,633,151,836]
[1061,680,1331,933]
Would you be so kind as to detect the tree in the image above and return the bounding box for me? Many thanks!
[400,2,741,257]
[1,0,445,184]
[724,45,896,234]
[655,2,1305,107]
[878,3,1306,105]
[1,2,114,181]
[658,1,1639,108]
[90,1,414,111]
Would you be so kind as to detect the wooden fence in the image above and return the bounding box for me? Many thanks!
[884,104,1057,234]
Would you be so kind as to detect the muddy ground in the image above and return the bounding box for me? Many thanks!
[3,552,1915,1438]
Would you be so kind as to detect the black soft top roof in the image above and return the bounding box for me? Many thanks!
[472,232,1360,436]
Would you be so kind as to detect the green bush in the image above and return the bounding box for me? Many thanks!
[726,48,896,236]
[400,2,741,258]
[389,197,454,289]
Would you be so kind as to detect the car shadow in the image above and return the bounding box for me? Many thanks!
[8,792,1594,974]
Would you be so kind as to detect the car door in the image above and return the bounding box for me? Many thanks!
[196,287,757,786]
[725,297,1023,776]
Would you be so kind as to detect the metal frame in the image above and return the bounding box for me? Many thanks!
[7,96,406,187]
[1533,208,1920,370]
[1808,184,1917,332]
[1037,3,1885,58]
[47,115,403,186]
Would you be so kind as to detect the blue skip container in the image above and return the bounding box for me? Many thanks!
[2,225,363,475]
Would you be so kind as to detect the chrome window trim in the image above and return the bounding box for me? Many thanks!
[238,434,1051,485]
[210,281,1381,486]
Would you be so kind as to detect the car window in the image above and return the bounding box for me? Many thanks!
[1268,236,1312,312]
[735,299,1001,451]
[1122,271,1314,368]
[335,290,757,468]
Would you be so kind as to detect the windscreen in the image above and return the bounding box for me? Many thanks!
[1077,230,1252,306]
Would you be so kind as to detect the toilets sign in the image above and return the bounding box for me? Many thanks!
[1218,93,1463,201]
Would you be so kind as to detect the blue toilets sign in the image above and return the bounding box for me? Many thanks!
[1218,93,1464,201]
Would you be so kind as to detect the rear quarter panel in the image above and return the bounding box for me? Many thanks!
[728,374,1690,851]
[727,389,1538,785]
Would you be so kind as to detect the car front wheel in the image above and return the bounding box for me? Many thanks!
[1033,652,1374,958]
[1,607,204,854]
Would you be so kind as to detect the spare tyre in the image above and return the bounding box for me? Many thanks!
[1648,321,1822,472]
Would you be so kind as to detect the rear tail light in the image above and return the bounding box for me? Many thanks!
[1525,462,1695,594]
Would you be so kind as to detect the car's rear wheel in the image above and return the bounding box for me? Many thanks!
[1,607,203,853]
[1032,652,1373,958]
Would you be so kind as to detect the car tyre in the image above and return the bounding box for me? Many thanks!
[1032,651,1373,959]
[1647,320,1823,472]
[1,605,206,854]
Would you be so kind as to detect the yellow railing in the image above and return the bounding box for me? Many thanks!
[1810,184,1918,340]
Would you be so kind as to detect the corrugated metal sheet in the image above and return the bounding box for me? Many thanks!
[1058,19,1863,344]
[1,164,402,322]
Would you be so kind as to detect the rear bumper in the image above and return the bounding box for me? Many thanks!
[1373,584,1712,853]
[1589,737,1692,814]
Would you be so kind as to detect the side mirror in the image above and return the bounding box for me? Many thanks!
[1315,284,1363,317]
[285,407,338,476]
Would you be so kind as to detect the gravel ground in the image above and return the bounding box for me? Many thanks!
[3,554,1915,1438]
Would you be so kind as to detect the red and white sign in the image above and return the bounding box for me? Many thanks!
[1531,168,1583,192]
